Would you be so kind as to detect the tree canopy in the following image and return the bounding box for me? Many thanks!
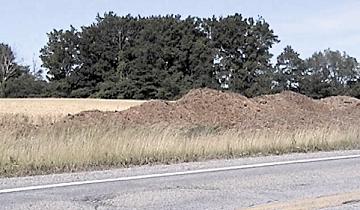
[1,12,360,99]
[39,13,279,99]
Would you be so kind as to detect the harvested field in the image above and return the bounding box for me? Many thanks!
[0,98,145,117]
[1,88,360,177]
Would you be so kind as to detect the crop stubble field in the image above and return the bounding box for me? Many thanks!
[0,98,145,117]
[1,88,360,177]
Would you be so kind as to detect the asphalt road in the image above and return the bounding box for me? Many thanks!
[1,150,360,210]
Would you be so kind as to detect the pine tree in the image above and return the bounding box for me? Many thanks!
[274,46,305,92]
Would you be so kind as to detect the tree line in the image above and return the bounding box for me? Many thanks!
[1,12,359,99]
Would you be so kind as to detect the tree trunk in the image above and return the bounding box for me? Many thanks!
[0,81,6,98]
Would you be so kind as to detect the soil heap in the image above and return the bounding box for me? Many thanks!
[66,88,360,130]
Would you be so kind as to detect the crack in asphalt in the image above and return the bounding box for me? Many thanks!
[163,185,220,191]
[342,199,360,205]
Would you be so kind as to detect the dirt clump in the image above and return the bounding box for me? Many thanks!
[64,88,360,130]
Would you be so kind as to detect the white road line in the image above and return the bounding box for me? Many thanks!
[1,154,360,194]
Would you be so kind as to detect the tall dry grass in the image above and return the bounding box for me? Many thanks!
[0,116,359,177]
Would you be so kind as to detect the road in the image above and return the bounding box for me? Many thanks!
[1,150,360,210]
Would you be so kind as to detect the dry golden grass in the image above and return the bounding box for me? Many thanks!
[0,118,359,177]
[0,98,145,118]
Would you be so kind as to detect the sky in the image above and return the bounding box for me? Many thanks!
[1,0,360,67]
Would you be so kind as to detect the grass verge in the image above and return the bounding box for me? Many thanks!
[1,117,359,177]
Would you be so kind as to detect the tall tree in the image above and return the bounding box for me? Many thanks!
[40,26,80,96]
[273,46,305,92]
[207,14,279,97]
[0,43,20,97]
[74,12,124,97]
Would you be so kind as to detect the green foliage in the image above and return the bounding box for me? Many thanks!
[301,49,359,98]
[40,26,80,96]
[40,26,80,81]
[40,13,279,99]
[116,15,215,99]
[208,14,279,97]
[273,47,360,99]
[347,81,360,98]
[5,69,47,98]
[1,43,46,98]
[273,45,305,92]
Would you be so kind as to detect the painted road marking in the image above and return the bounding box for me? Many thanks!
[243,191,360,210]
[1,154,360,194]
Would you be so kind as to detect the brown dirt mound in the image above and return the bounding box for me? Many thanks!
[321,96,360,110]
[64,88,360,130]
[254,91,330,112]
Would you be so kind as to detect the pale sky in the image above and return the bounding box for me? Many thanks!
[1,0,360,67]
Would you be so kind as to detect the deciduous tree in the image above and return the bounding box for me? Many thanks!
[0,43,20,97]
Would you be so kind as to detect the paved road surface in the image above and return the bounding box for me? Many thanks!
[1,150,360,209]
